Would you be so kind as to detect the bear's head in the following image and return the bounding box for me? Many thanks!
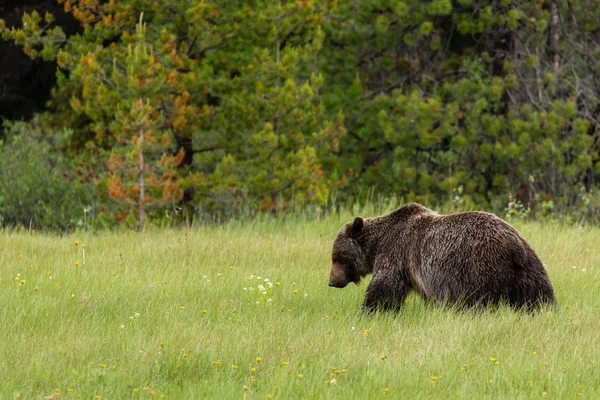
[329,216,369,288]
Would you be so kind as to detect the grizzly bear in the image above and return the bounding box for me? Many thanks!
[328,203,556,312]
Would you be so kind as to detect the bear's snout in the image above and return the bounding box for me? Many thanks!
[328,279,348,288]
[329,263,349,288]
[328,279,347,288]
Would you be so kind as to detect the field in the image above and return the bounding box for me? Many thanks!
[1,208,600,399]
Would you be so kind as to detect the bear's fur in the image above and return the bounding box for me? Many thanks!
[328,203,556,312]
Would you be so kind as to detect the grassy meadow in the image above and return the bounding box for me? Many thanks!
[1,207,600,399]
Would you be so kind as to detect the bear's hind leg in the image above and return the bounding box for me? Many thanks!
[509,272,556,312]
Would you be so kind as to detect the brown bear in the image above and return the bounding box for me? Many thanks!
[328,203,556,312]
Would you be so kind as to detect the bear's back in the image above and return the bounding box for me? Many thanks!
[392,208,548,306]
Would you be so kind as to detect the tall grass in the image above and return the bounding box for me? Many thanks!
[1,207,599,399]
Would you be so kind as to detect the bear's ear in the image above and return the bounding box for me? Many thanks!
[350,217,364,237]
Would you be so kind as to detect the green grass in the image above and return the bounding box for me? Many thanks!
[1,211,600,399]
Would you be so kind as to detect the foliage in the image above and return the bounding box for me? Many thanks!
[320,0,600,215]
[0,121,95,230]
[1,0,600,227]
[0,0,344,223]
[77,15,187,228]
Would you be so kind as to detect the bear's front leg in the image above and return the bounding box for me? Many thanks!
[363,274,409,312]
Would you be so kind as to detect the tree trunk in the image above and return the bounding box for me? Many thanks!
[138,122,145,229]
[550,0,560,73]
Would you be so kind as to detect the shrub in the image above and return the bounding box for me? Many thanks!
[0,121,95,231]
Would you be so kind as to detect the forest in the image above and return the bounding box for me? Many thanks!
[1,0,599,230]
